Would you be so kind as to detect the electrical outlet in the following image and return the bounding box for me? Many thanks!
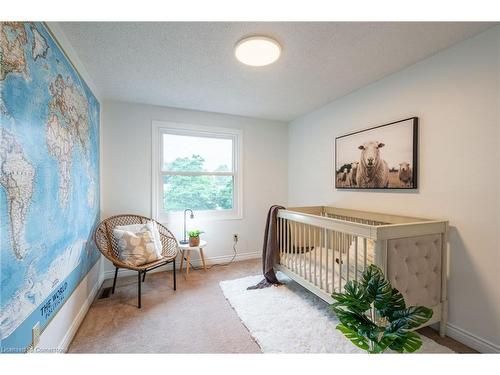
[233,233,239,242]
[32,321,40,348]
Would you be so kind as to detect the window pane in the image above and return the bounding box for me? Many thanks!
[163,175,233,212]
[163,133,233,172]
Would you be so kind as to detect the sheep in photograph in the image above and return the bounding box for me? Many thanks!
[356,141,389,188]
[398,162,413,187]
[349,162,359,186]
[345,170,352,187]
[337,168,348,187]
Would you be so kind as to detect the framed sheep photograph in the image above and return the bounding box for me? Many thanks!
[335,117,418,189]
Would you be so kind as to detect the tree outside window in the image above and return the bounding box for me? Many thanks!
[163,154,233,212]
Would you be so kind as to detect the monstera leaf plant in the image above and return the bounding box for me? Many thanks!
[331,264,433,353]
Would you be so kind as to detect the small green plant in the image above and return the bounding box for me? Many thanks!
[187,229,203,238]
[331,264,433,353]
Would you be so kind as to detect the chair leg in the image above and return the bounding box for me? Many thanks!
[138,271,142,309]
[142,271,146,282]
[112,267,118,294]
[173,259,176,291]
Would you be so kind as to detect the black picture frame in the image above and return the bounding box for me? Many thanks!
[335,117,418,190]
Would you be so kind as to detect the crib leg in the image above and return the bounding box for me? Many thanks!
[439,300,448,337]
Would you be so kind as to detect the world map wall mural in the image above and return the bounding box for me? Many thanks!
[0,22,100,351]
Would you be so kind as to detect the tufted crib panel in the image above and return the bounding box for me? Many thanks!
[386,234,442,308]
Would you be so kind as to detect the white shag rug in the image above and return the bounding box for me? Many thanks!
[219,273,454,354]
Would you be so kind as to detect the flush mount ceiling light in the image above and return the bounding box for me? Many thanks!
[234,36,281,67]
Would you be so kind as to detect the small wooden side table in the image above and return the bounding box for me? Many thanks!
[178,240,207,277]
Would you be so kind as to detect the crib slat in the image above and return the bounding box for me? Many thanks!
[302,223,306,277]
[283,218,286,265]
[294,223,300,274]
[297,223,304,277]
[284,219,287,265]
[277,217,280,258]
[333,230,337,292]
[278,217,282,264]
[307,225,314,282]
[290,220,293,269]
[354,236,358,282]
[363,237,367,270]
[298,222,302,276]
[302,223,306,278]
[316,226,320,287]
[330,230,335,293]
[319,230,325,289]
[301,223,304,278]
[338,232,343,292]
[298,222,301,275]
[283,219,286,265]
[347,234,351,283]
[282,218,285,265]
[290,221,293,272]
[313,226,318,286]
[298,223,302,277]
[288,219,292,269]
[294,221,298,273]
[325,229,329,293]
[296,222,299,274]
[288,220,291,270]
[307,225,312,281]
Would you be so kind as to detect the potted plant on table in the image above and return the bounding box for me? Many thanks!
[187,229,204,247]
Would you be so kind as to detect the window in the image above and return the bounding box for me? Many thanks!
[152,121,243,221]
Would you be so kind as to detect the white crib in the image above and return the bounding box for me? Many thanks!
[276,206,449,336]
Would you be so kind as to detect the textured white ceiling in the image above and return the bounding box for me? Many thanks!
[58,22,495,121]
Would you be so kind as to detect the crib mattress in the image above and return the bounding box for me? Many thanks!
[280,237,375,293]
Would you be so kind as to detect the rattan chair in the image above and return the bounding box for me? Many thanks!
[94,214,179,308]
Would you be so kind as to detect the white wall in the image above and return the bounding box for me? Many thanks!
[37,23,104,352]
[288,26,500,352]
[101,100,288,277]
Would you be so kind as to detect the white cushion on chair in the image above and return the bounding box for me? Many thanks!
[115,221,163,258]
[112,227,162,266]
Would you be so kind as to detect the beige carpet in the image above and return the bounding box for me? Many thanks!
[69,260,262,353]
[69,259,475,353]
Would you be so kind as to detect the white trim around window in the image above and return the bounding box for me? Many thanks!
[151,120,243,223]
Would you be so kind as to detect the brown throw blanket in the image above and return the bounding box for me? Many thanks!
[247,205,285,289]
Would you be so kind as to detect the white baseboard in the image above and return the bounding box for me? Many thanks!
[103,250,261,280]
[446,322,500,353]
[58,272,104,352]
[35,258,105,353]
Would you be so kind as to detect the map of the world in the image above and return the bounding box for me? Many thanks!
[0,22,100,351]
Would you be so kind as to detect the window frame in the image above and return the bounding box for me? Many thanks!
[151,120,243,223]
